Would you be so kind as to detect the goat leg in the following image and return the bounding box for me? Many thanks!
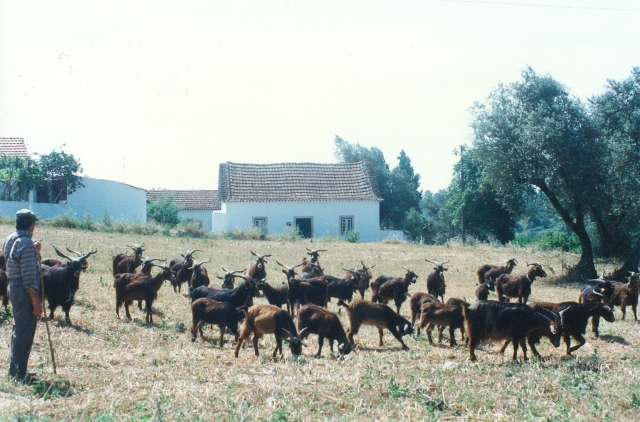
[219,325,227,348]
[316,336,324,357]
[569,334,586,354]
[377,327,384,347]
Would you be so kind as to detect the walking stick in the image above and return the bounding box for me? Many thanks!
[37,245,57,375]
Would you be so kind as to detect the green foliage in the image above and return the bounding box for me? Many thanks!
[178,220,206,238]
[470,66,601,275]
[0,154,41,201]
[147,195,181,228]
[50,214,79,229]
[78,212,96,231]
[402,207,428,242]
[343,228,360,243]
[334,136,422,231]
[36,147,84,196]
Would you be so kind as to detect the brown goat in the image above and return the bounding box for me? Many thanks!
[425,259,449,302]
[355,261,376,299]
[528,301,615,355]
[114,265,176,323]
[477,258,517,284]
[247,250,272,280]
[234,304,307,358]
[610,272,640,321]
[409,292,439,333]
[169,249,201,293]
[371,266,418,313]
[475,278,496,301]
[419,301,466,347]
[301,248,327,273]
[297,304,351,357]
[496,263,547,304]
[189,259,211,293]
[498,302,564,358]
[112,244,146,276]
[462,300,560,361]
[257,279,290,312]
[216,267,247,289]
[190,298,246,347]
[338,299,413,350]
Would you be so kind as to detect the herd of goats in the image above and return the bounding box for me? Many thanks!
[0,244,637,362]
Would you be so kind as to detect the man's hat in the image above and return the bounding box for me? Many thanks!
[16,209,38,223]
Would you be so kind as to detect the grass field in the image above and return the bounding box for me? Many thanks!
[1,223,639,421]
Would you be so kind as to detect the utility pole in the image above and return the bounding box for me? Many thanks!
[460,146,465,244]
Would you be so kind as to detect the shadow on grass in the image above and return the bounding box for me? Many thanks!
[31,376,74,400]
[599,334,629,345]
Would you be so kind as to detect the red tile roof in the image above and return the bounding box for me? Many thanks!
[147,190,220,210]
[0,138,28,158]
[218,161,383,203]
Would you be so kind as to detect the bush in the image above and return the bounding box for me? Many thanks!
[147,195,181,228]
[49,214,78,229]
[344,229,360,243]
[178,221,206,238]
[78,212,95,231]
[538,231,581,253]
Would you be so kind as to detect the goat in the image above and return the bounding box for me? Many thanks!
[169,249,201,293]
[609,272,640,321]
[301,261,324,279]
[529,301,615,355]
[287,276,328,316]
[0,250,5,271]
[409,292,439,333]
[234,304,308,358]
[495,262,547,304]
[216,267,247,289]
[326,269,362,304]
[462,300,561,361]
[43,246,96,271]
[355,261,376,299]
[370,266,418,314]
[0,268,7,311]
[112,244,145,276]
[297,304,351,357]
[114,264,175,323]
[498,302,564,358]
[419,301,466,347]
[42,245,97,323]
[301,248,327,273]
[189,259,212,293]
[338,299,413,350]
[579,274,615,338]
[190,298,246,347]
[475,278,496,301]
[247,250,272,280]
[190,276,261,308]
[256,279,290,312]
[133,257,166,309]
[425,259,449,302]
[477,258,517,284]
[276,260,303,282]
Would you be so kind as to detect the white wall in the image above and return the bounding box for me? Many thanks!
[213,200,383,242]
[0,177,146,223]
[179,210,213,231]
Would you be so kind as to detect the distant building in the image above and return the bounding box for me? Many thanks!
[146,190,220,231]
[213,161,397,242]
[0,138,146,222]
[0,137,29,158]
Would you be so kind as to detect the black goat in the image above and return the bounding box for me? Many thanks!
[190,276,261,308]
[371,266,418,314]
[42,245,96,323]
[169,249,201,293]
[112,244,145,276]
[425,259,449,302]
[190,298,246,347]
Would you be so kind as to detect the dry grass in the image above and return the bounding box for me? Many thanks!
[1,223,639,421]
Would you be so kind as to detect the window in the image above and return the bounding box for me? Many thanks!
[340,216,354,235]
[36,178,68,204]
[253,217,267,234]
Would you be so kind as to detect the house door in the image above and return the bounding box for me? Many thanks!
[295,218,313,238]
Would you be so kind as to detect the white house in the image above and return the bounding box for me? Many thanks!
[146,190,220,231]
[212,161,397,242]
[0,138,147,222]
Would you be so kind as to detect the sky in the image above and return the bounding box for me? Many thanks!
[1,1,639,193]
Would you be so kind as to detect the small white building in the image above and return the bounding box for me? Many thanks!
[146,190,220,231]
[212,161,389,242]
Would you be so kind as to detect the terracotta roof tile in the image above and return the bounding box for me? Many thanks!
[218,161,383,203]
[0,138,28,158]
[147,190,220,210]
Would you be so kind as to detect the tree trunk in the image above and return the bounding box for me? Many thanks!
[537,181,597,278]
[594,213,627,257]
[612,245,640,280]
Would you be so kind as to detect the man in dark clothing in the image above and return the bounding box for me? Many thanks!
[4,209,42,381]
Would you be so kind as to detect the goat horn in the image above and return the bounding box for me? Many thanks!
[442,259,451,265]
[402,266,411,272]
[280,328,293,340]
[250,250,258,257]
[298,327,309,337]
[199,259,211,265]
[66,246,82,256]
[424,259,439,266]
[81,248,98,259]
[276,260,290,270]
[52,244,73,261]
